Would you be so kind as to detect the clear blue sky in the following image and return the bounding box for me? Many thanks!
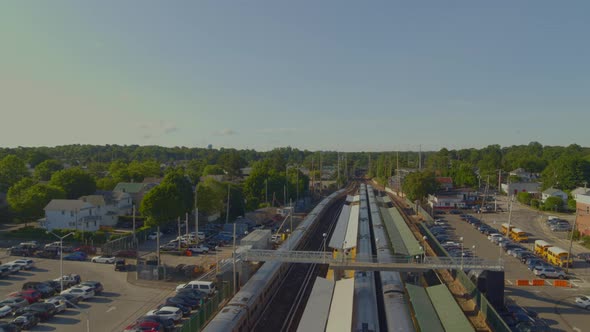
[1,1,588,152]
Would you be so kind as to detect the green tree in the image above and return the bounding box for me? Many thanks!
[7,179,65,223]
[161,171,194,213]
[196,179,224,215]
[516,192,532,205]
[26,151,50,168]
[449,162,477,188]
[541,155,590,190]
[0,155,29,191]
[543,196,564,212]
[202,165,225,176]
[34,159,63,181]
[402,171,438,202]
[140,183,185,227]
[49,167,97,199]
[219,150,246,179]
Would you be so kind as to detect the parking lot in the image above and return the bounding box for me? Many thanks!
[437,204,590,332]
[0,256,176,331]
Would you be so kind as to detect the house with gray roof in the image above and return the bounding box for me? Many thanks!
[113,182,153,207]
[571,187,590,201]
[541,188,568,203]
[41,199,100,231]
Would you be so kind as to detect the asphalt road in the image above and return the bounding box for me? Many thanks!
[0,256,176,332]
[441,205,590,332]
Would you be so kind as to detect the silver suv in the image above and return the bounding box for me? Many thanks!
[534,267,566,279]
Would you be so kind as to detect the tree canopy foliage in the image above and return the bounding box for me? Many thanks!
[0,155,29,192]
[34,159,64,181]
[402,171,438,201]
[49,167,96,199]
[7,178,65,221]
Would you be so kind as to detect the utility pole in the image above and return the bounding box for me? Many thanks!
[319,153,323,194]
[498,169,502,193]
[185,212,189,237]
[265,178,268,205]
[419,145,422,170]
[566,209,583,273]
[225,184,230,224]
[296,166,299,208]
[177,217,181,251]
[198,183,199,244]
[232,222,237,295]
[337,152,340,185]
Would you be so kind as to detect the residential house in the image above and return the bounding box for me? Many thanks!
[79,195,119,227]
[427,188,478,209]
[574,194,590,236]
[571,187,590,201]
[541,188,568,203]
[41,199,100,231]
[435,177,453,191]
[509,168,538,182]
[96,190,133,215]
[501,182,541,196]
[113,182,153,208]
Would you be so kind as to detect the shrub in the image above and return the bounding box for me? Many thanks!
[530,199,540,208]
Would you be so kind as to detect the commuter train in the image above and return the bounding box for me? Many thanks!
[202,189,345,332]
[354,184,380,332]
[366,185,415,332]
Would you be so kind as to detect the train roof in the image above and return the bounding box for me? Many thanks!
[426,284,475,332]
[329,205,351,249]
[326,277,355,332]
[346,195,360,203]
[406,284,444,332]
[201,306,247,332]
[296,277,335,332]
[344,204,359,249]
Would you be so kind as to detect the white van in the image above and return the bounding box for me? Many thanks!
[176,280,216,296]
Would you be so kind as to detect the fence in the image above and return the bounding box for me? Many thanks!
[136,264,167,281]
[101,226,154,254]
[418,223,511,332]
[178,281,234,332]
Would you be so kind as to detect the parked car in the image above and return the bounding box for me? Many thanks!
[10,259,34,270]
[159,243,179,251]
[165,297,198,310]
[61,293,83,307]
[0,322,21,332]
[148,232,163,240]
[54,274,81,288]
[61,286,95,300]
[550,223,572,232]
[124,320,165,332]
[2,263,23,274]
[0,266,12,277]
[113,250,137,258]
[63,252,87,261]
[35,249,59,259]
[7,247,34,257]
[146,306,182,324]
[45,297,67,313]
[11,312,39,330]
[22,282,55,298]
[139,315,176,332]
[9,290,42,304]
[15,302,57,321]
[157,302,190,316]
[0,305,14,318]
[574,295,590,310]
[91,256,115,264]
[76,281,103,295]
[74,246,97,255]
[187,245,209,254]
[115,259,126,272]
[534,267,566,279]
[0,297,28,310]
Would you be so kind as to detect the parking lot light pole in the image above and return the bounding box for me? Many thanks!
[472,244,477,258]
[460,236,464,270]
[47,231,75,292]
[322,233,327,264]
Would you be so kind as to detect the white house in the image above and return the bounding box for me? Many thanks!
[571,187,590,201]
[41,199,100,231]
[80,195,120,227]
[501,182,541,196]
[96,190,133,216]
[541,188,568,203]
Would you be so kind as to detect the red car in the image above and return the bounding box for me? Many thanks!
[114,250,137,258]
[9,290,42,304]
[74,246,97,255]
[124,321,164,331]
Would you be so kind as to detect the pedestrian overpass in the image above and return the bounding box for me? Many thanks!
[239,249,504,272]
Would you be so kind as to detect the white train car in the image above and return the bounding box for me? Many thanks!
[202,189,345,332]
[367,185,415,332]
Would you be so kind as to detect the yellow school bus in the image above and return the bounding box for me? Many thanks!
[510,228,529,243]
[534,240,552,258]
[546,246,573,268]
[501,223,515,235]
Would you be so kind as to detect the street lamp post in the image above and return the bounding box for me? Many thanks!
[472,244,477,257]
[460,236,464,270]
[47,231,75,292]
[322,233,327,264]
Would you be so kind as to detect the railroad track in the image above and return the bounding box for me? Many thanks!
[253,183,357,332]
